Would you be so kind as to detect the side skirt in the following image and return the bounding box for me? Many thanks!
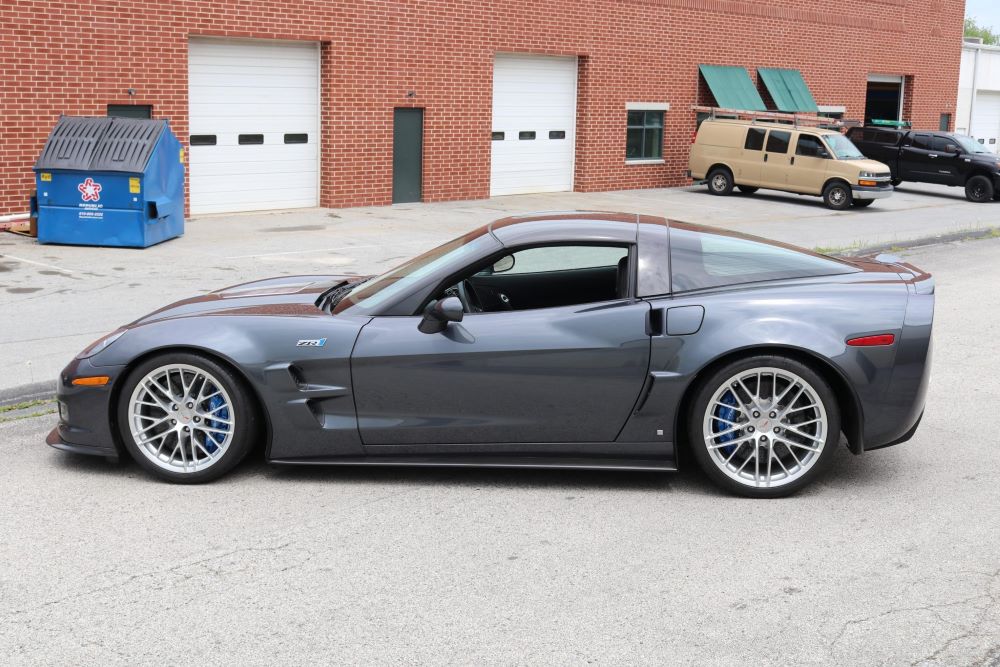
[269,455,677,472]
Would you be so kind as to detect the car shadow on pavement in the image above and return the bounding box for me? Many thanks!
[891,185,978,202]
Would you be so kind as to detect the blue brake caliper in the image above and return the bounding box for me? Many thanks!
[204,394,228,454]
[714,390,740,456]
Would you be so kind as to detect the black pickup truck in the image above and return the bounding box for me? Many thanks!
[846,127,1000,202]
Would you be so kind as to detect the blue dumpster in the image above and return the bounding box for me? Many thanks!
[33,116,184,247]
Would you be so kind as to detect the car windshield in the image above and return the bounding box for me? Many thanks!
[332,229,496,314]
[953,134,991,154]
[824,134,866,160]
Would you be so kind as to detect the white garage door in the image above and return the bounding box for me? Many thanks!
[188,39,319,214]
[972,91,1000,155]
[490,54,578,196]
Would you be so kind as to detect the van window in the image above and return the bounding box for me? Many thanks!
[765,130,791,154]
[796,135,828,158]
[744,128,766,151]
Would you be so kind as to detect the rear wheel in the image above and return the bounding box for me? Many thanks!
[823,181,853,210]
[117,352,259,483]
[853,199,876,208]
[965,175,994,203]
[737,185,759,194]
[707,168,734,196]
[688,356,841,498]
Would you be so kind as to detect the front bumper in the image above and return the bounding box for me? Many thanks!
[853,184,894,200]
[48,356,125,458]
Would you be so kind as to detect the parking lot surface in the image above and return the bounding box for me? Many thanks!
[1,181,999,395]
[1,234,998,665]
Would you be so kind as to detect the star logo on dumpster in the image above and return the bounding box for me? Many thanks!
[78,177,102,202]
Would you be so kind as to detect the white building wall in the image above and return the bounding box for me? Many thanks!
[957,43,1000,153]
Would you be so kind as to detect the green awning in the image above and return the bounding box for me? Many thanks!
[698,65,767,111]
[757,68,819,113]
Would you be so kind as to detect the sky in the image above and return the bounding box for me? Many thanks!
[966,0,1000,32]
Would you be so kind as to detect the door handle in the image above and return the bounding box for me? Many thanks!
[646,308,665,336]
[929,154,939,158]
[764,154,769,162]
[790,156,795,165]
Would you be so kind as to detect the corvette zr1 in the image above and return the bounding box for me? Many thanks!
[48,213,934,497]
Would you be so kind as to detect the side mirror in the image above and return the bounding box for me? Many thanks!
[492,254,515,273]
[948,145,962,155]
[418,296,464,334]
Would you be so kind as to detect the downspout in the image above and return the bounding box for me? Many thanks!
[969,45,980,134]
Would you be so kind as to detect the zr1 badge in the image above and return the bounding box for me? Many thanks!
[296,338,327,347]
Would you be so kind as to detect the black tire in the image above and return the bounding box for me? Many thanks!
[737,185,759,194]
[853,199,876,208]
[965,175,994,203]
[116,352,259,483]
[707,167,734,196]
[823,181,853,210]
[687,355,841,498]
[890,179,902,187]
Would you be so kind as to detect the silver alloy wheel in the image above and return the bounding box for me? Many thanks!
[711,174,729,191]
[829,187,846,205]
[127,363,236,473]
[702,367,828,488]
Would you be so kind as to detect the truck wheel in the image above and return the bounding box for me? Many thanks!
[853,199,875,208]
[823,182,853,210]
[965,175,994,203]
[707,168,734,196]
[891,179,902,187]
[737,185,759,194]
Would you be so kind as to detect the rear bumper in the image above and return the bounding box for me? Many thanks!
[853,184,894,200]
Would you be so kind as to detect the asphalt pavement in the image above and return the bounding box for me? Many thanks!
[2,180,999,396]
[1,234,998,665]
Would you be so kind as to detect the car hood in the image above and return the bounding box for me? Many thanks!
[129,275,361,325]
[840,158,892,174]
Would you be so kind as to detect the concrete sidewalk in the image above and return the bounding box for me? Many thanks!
[1,181,998,396]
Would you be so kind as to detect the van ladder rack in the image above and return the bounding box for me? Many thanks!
[691,106,842,128]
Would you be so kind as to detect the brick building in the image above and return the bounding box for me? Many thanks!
[0,0,966,217]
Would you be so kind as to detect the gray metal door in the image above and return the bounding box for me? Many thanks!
[392,108,423,203]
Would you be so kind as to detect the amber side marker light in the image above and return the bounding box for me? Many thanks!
[858,179,879,187]
[71,376,110,387]
[847,334,895,347]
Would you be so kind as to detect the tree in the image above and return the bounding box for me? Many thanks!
[965,17,1000,45]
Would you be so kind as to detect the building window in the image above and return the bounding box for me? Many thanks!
[108,104,152,119]
[491,131,505,141]
[549,130,566,140]
[626,111,663,160]
[189,135,217,146]
[284,133,308,144]
[238,134,264,145]
[519,131,536,140]
[939,113,952,132]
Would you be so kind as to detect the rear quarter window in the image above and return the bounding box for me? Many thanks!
[669,225,857,292]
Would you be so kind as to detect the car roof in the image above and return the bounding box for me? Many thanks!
[702,118,839,135]
[487,211,660,246]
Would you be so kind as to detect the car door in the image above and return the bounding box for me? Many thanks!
[929,136,962,184]
[350,246,652,448]
[786,133,830,195]
[737,127,767,186]
[760,129,793,190]
[900,133,940,182]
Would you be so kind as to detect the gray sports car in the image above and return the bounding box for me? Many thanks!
[48,213,934,497]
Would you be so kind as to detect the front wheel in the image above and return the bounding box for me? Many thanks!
[117,352,259,483]
[823,182,853,210]
[688,356,841,498]
[707,168,734,196]
[853,199,876,208]
[966,175,995,203]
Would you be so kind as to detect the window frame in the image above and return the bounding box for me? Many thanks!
[745,128,767,151]
[765,130,792,154]
[626,110,665,162]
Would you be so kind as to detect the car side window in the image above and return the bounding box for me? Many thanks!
[765,130,791,154]
[931,136,958,153]
[744,128,766,151]
[910,134,932,150]
[795,135,828,158]
[448,244,631,313]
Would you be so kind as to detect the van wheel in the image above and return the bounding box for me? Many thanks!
[737,185,759,194]
[853,199,875,208]
[823,182,853,210]
[965,175,994,203]
[891,179,902,187]
[707,168,734,196]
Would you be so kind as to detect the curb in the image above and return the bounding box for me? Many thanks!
[0,381,56,408]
